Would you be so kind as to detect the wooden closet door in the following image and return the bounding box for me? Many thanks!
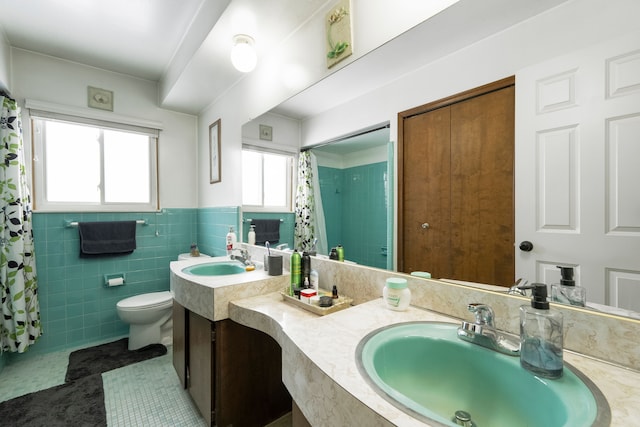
[399,77,515,286]
[450,85,515,286]
[402,107,452,277]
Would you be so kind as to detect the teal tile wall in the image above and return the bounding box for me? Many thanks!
[196,206,240,257]
[241,212,295,249]
[319,162,388,268]
[3,207,239,362]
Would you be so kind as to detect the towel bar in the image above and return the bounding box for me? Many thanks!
[244,218,284,222]
[65,219,148,228]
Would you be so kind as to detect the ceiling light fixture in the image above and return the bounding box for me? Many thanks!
[231,34,257,73]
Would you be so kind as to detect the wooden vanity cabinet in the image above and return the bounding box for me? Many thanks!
[173,301,291,426]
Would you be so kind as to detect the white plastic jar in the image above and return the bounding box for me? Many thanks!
[383,278,411,311]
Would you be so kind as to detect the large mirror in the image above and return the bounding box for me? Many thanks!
[242,2,640,321]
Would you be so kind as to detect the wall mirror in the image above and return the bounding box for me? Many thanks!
[242,4,640,322]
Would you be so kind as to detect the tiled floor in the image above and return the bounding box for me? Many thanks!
[1,343,293,426]
[0,344,207,426]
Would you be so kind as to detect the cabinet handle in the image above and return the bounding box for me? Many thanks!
[421,223,430,229]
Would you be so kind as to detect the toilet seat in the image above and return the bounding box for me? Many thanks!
[117,291,172,311]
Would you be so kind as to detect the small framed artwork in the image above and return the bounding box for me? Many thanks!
[209,119,221,184]
[259,124,273,141]
[326,0,353,69]
[88,86,113,111]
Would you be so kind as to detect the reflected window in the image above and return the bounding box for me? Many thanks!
[242,148,293,211]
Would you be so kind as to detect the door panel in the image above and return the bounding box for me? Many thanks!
[515,32,640,309]
[402,107,451,277]
[451,86,515,286]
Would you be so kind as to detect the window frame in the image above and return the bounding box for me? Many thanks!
[241,145,295,213]
[31,111,159,212]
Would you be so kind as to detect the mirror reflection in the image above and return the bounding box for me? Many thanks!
[241,13,639,322]
[306,126,392,270]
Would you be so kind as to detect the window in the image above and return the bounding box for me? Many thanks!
[31,114,159,212]
[242,147,294,211]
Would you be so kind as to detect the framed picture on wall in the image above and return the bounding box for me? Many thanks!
[209,119,221,184]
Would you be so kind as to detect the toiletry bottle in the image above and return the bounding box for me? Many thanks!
[519,283,563,379]
[302,251,311,284]
[310,269,319,291]
[336,245,344,261]
[290,249,301,289]
[550,266,585,307]
[329,247,338,260]
[248,225,256,245]
[190,243,200,257]
[226,226,237,256]
[383,278,411,311]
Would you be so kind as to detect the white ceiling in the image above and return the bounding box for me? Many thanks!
[0,0,208,81]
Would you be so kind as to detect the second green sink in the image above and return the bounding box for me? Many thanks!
[182,261,246,276]
[356,322,610,427]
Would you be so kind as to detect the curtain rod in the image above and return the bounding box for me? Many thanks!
[0,88,15,101]
[301,123,390,152]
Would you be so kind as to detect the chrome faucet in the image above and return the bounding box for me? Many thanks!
[507,278,531,296]
[457,303,520,356]
[230,248,252,265]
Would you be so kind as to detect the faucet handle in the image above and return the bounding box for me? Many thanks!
[467,303,495,327]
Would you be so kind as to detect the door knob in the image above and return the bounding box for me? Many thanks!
[519,241,533,252]
[421,223,430,229]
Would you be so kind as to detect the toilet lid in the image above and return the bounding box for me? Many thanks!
[117,291,172,309]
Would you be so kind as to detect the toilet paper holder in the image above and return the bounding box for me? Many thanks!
[104,273,126,287]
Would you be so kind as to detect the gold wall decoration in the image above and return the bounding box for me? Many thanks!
[326,0,352,69]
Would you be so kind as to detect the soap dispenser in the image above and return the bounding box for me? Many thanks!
[550,265,586,307]
[248,225,256,245]
[519,283,564,379]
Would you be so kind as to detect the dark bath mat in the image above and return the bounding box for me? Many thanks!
[65,338,167,382]
[0,373,106,427]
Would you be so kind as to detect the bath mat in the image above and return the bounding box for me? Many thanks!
[0,338,166,426]
[65,338,167,382]
[0,373,106,426]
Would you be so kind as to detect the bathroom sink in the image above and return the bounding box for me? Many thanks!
[182,261,247,276]
[356,322,610,427]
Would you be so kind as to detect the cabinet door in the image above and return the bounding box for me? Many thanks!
[401,106,452,276]
[172,301,187,388]
[188,311,214,426]
[215,319,291,427]
[450,85,515,286]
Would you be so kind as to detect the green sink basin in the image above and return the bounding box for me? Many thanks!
[182,261,247,276]
[356,322,610,427]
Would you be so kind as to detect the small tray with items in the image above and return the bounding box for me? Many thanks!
[280,288,352,316]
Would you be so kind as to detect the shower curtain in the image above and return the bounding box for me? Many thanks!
[0,96,41,353]
[294,151,327,254]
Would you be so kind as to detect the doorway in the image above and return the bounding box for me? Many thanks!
[398,77,515,286]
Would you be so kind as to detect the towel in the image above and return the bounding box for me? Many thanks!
[252,219,280,245]
[78,221,137,256]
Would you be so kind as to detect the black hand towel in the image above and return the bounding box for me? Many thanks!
[252,219,280,245]
[78,221,137,256]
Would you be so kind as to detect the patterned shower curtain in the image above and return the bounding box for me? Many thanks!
[294,151,328,254]
[0,96,41,353]
[294,151,315,251]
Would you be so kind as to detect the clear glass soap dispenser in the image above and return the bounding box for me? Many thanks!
[550,265,586,307]
[519,283,564,379]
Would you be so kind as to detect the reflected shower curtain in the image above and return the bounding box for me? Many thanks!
[0,96,41,353]
[294,151,327,254]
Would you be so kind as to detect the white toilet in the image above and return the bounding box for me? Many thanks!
[116,291,173,350]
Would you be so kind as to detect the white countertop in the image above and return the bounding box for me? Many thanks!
[230,293,640,427]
